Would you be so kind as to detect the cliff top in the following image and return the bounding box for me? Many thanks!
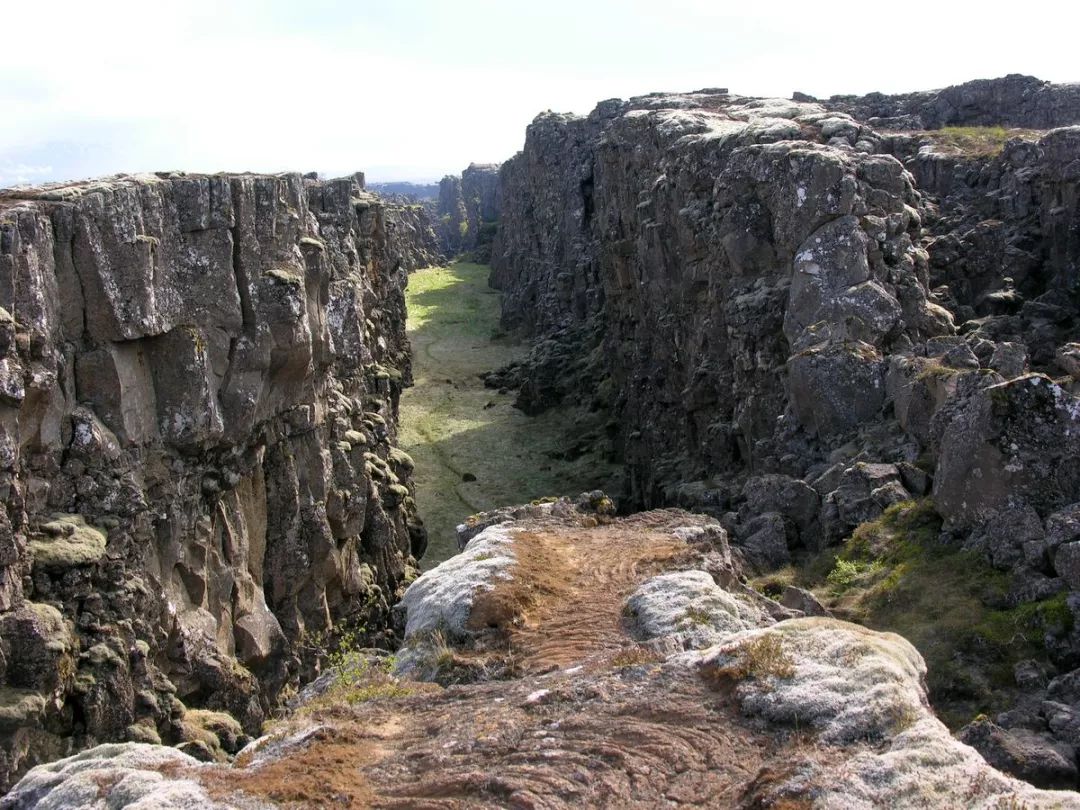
[529,75,1080,135]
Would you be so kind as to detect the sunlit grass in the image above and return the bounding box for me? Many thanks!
[399,262,620,566]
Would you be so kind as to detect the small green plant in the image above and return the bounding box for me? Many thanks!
[294,624,417,709]
[741,634,796,680]
[706,633,796,685]
[826,558,884,591]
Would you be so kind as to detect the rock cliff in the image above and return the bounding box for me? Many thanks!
[806,73,1080,131]
[436,163,501,259]
[489,78,1080,780]
[0,172,429,790]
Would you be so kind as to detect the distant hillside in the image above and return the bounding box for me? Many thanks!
[369,180,440,201]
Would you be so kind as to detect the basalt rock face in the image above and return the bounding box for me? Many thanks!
[0,171,427,790]
[491,92,952,505]
[460,163,501,262]
[381,198,444,270]
[436,174,468,256]
[490,84,1080,783]
[810,74,1080,131]
[435,163,502,259]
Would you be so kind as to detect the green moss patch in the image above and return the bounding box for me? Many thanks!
[759,499,1070,728]
[399,262,621,566]
[923,126,1043,157]
[29,514,107,569]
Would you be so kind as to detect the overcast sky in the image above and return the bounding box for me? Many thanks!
[3,0,1079,186]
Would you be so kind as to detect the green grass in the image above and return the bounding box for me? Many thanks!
[924,126,1042,157]
[399,262,620,565]
[756,499,1070,728]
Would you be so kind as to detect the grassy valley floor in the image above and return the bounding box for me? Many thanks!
[399,262,620,565]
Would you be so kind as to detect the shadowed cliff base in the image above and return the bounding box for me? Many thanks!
[399,262,621,565]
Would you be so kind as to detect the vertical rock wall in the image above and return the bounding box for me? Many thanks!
[0,172,427,788]
[436,163,501,258]
[490,94,951,506]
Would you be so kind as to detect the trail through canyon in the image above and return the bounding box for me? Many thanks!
[399,262,619,565]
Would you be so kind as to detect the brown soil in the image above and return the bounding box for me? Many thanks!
[189,509,847,808]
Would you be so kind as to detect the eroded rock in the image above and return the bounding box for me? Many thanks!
[0,172,430,789]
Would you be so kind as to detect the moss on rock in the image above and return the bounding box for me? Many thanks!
[29,515,107,569]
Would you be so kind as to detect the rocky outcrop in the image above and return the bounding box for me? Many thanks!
[460,163,501,262]
[808,74,1080,131]
[435,163,501,258]
[8,502,1079,807]
[491,92,952,505]
[435,174,467,256]
[488,81,1080,780]
[381,198,443,271]
[0,171,428,790]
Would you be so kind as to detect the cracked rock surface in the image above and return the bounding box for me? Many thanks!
[0,171,433,790]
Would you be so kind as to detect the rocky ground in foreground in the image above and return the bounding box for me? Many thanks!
[6,497,1080,808]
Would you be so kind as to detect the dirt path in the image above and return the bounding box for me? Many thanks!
[399,263,620,565]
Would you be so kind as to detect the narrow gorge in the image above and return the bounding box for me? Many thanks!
[5,74,1080,808]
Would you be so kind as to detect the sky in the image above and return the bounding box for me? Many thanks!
[3,0,1079,187]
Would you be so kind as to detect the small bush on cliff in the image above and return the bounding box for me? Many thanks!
[291,628,418,714]
[705,633,796,687]
[610,645,663,669]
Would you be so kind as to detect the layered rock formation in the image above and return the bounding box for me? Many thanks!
[491,90,956,499]
[436,174,468,256]
[436,163,501,258]
[0,172,429,790]
[489,77,1080,780]
[7,501,1079,807]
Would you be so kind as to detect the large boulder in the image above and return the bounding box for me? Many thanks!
[959,718,1079,790]
[787,340,886,438]
[935,375,1080,530]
